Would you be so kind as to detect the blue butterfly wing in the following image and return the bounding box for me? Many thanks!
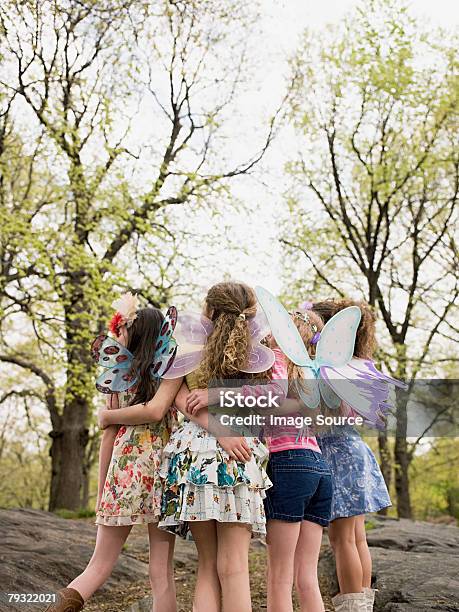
[96,368,138,394]
[92,334,136,393]
[91,334,133,368]
[151,338,178,378]
[152,307,178,378]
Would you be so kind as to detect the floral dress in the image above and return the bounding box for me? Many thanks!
[158,373,273,537]
[96,392,178,526]
[318,425,391,520]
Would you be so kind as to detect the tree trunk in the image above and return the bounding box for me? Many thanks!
[394,386,412,518]
[48,399,89,511]
[377,430,392,516]
[49,275,93,511]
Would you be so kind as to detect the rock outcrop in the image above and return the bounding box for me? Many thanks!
[321,515,459,611]
[0,508,148,612]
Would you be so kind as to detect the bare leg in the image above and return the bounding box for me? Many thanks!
[68,525,132,601]
[294,520,325,612]
[189,521,221,612]
[354,515,372,588]
[216,522,252,612]
[147,523,176,612]
[266,519,301,612]
[328,517,363,594]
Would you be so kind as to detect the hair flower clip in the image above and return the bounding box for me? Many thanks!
[109,292,140,335]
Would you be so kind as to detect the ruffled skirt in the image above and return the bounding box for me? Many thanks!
[159,420,272,537]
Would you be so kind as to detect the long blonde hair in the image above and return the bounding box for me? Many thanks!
[196,282,264,386]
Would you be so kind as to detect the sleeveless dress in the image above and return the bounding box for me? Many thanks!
[318,425,391,520]
[158,373,272,537]
[96,392,178,526]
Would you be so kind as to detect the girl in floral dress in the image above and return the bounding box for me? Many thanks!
[311,299,391,612]
[46,299,183,612]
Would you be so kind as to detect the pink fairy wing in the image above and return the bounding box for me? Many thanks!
[241,344,275,373]
[162,311,213,379]
[241,310,275,373]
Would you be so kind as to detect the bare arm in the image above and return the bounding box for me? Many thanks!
[99,378,183,428]
[175,382,252,462]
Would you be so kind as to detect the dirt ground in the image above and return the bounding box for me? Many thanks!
[84,527,334,611]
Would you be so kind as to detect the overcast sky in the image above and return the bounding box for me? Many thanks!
[181,0,457,299]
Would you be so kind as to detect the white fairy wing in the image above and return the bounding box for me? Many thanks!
[162,311,213,379]
[316,306,361,367]
[255,286,312,367]
[319,358,406,426]
[294,367,321,409]
[318,376,342,410]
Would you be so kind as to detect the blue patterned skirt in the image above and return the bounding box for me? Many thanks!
[318,429,391,520]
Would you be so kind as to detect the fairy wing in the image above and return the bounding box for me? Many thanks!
[255,286,313,367]
[91,334,137,393]
[242,310,276,373]
[95,369,138,394]
[162,311,214,379]
[319,358,406,426]
[91,334,133,368]
[152,306,178,378]
[294,367,321,409]
[318,376,342,410]
[315,307,361,367]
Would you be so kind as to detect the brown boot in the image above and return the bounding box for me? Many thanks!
[44,588,84,612]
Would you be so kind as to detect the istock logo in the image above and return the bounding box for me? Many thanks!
[219,390,280,409]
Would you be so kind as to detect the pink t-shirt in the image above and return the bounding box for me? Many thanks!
[242,348,321,454]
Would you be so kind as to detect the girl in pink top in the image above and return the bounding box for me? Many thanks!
[264,310,332,612]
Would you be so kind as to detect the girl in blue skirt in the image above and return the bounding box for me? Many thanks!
[311,299,391,612]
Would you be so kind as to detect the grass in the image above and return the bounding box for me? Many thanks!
[54,507,96,519]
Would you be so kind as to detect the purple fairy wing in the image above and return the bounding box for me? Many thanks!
[91,335,136,394]
[162,311,214,379]
[319,358,406,426]
[240,309,275,373]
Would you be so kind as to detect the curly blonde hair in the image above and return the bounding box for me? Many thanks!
[195,282,264,387]
[311,298,377,359]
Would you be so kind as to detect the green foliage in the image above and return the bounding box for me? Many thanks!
[0,0,268,510]
[410,438,459,523]
[283,0,458,518]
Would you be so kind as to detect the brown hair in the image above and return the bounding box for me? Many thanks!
[285,311,324,400]
[311,298,377,359]
[195,281,263,386]
[126,307,164,405]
